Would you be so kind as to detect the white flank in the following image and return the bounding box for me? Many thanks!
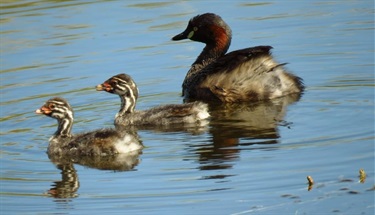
[114,134,142,153]
[198,110,210,120]
[195,103,210,120]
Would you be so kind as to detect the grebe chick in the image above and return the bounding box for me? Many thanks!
[36,97,143,157]
[172,13,304,103]
[96,73,210,126]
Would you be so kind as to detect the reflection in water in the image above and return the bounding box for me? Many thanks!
[47,149,143,199]
[116,123,209,136]
[47,164,79,199]
[49,149,143,172]
[191,94,301,175]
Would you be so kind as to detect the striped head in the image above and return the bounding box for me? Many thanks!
[96,73,139,114]
[35,97,73,137]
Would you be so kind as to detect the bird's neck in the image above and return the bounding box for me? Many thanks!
[188,32,231,77]
[55,117,73,138]
[118,94,136,117]
[182,35,231,92]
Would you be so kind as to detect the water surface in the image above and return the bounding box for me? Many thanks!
[1,0,374,214]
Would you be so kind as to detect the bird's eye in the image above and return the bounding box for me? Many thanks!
[49,104,55,109]
[193,27,198,31]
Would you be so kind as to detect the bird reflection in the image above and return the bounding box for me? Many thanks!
[115,123,209,135]
[47,163,79,199]
[47,149,143,199]
[190,93,302,175]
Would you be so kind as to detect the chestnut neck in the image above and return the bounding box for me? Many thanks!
[185,27,232,82]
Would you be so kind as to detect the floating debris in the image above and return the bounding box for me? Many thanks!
[307,175,314,185]
[359,168,366,183]
[307,175,314,191]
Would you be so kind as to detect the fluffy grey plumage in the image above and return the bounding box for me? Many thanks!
[36,97,143,158]
[96,73,210,126]
[114,102,209,126]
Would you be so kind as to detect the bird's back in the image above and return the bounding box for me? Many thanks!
[115,102,210,126]
[184,46,304,103]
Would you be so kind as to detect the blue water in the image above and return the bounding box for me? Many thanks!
[1,1,374,214]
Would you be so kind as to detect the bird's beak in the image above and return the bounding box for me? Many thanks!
[35,106,51,115]
[96,84,104,91]
[171,28,190,41]
[96,82,112,92]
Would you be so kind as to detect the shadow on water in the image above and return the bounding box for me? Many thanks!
[47,149,143,199]
[187,93,302,174]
